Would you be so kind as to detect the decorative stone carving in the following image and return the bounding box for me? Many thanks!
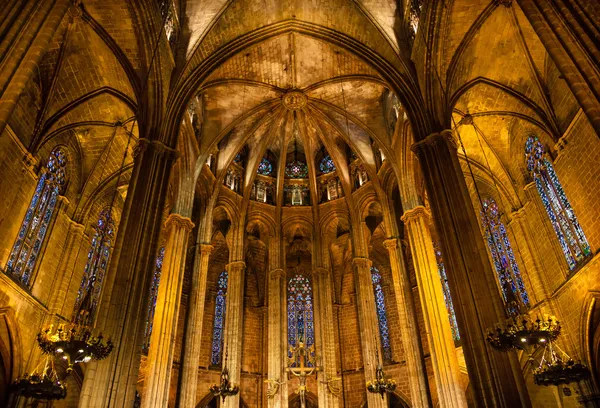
[282,90,307,111]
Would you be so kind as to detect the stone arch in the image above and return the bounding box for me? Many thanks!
[288,391,318,408]
[0,308,21,406]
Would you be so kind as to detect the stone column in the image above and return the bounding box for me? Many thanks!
[401,206,467,408]
[0,0,71,137]
[313,266,340,408]
[412,131,527,407]
[267,268,286,408]
[142,213,194,407]
[383,237,432,408]
[78,139,178,408]
[515,0,600,138]
[178,243,213,408]
[222,260,246,408]
[352,257,387,408]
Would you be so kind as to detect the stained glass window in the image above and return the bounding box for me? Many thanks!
[285,160,308,178]
[525,136,590,270]
[287,275,315,353]
[211,270,228,365]
[257,158,273,176]
[371,267,392,362]
[72,208,115,326]
[409,0,423,36]
[481,198,529,310]
[434,245,460,342]
[319,155,336,173]
[142,246,165,354]
[7,148,67,286]
[234,152,242,163]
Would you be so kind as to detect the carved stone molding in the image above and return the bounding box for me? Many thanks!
[165,213,195,231]
[134,138,179,160]
[282,90,307,111]
[411,130,457,154]
[352,257,372,269]
[382,238,399,251]
[227,260,246,270]
[400,205,430,224]
[269,268,285,280]
[313,267,329,277]
[199,243,214,255]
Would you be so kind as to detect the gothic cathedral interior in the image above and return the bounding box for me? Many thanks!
[1,0,600,407]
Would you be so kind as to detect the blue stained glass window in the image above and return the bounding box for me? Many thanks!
[7,148,67,286]
[371,267,392,363]
[285,160,308,178]
[72,208,115,326]
[434,245,460,342]
[525,136,590,270]
[257,158,273,176]
[287,275,315,356]
[319,155,336,174]
[481,198,529,311]
[142,246,165,354]
[211,270,228,365]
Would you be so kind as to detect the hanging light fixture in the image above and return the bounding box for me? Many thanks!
[534,340,591,386]
[10,357,67,401]
[366,346,396,399]
[485,313,561,353]
[209,350,239,402]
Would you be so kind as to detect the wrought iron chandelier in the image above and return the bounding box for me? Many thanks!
[534,341,591,386]
[10,357,67,401]
[37,324,113,372]
[366,346,396,399]
[210,351,239,402]
[486,311,561,353]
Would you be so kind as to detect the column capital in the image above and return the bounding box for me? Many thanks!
[400,205,430,224]
[382,238,399,251]
[134,138,180,160]
[199,243,214,255]
[269,268,285,279]
[352,257,372,269]
[66,218,85,234]
[411,130,456,154]
[165,213,195,231]
[227,261,246,271]
[313,267,329,277]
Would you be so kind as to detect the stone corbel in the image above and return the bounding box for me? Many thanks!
[352,257,372,270]
[320,374,341,396]
[400,205,430,224]
[21,152,38,179]
[164,213,195,232]
[134,138,180,161]
[264,378,283,399]
[269,268,285,280]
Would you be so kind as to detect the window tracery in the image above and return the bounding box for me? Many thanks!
[525,136,590,270]
[7,148,67,286]
[319,155,336,174]
[285,160,308,178]
[351,163,369,190]
[409,0,423,39]
[287,274,315,352]
[434,245,460,342]
[371,266,392,363]
[72,208,115,326]
[142,246,165,354]
[211,270,228,365]
[257,157,273,176]
[481,198,529,309]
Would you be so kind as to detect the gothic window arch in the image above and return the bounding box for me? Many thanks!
[481,198,529,309]
[142,246,165,354]
[319,155,336,174]
[525,136,590,270]
[211,270,228,365]
[287,274,315,351]
[72,208,115,326]
[258,157,273,176]
[7,147,67,286]
[434,245,460,342]
[371,266,392,362]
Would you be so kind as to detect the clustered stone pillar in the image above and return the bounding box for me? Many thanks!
[401,206,467,408]
[178,243,213,407]
[222,260,246,408]
[79,139,178,408]
[267,267,287,408]
[142,213,194,407]
[412,130,527,407]
[313,266,340,408]
[383,238,432,408]
[352,257,387,408]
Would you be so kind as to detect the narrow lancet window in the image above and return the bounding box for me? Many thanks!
[142,246,165,354]
[481,198,529,310]
[73,208,115,325]
[211,270,228,365]
[7,148,67,286]
[434,245,460,342]
[525,136,590,270]
[287,274,315,353]
[371,266,392,362]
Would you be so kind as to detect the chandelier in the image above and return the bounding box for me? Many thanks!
[37,324,113,372]
[534,341,591,386]
[486,312,561,353]
[210,351,239,402]
[11,357,67,400]
[366,365,397,399]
